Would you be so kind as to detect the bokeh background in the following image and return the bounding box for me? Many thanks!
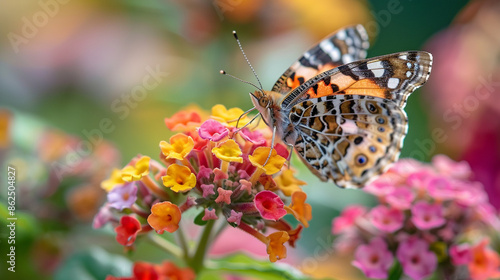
[1,0,499,279]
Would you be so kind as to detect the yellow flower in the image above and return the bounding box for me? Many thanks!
[248,147,286,175]
[162,164,196,193]
[274,169,307,196]
[121,156,151,182]
[147,201,181,233]
[160,134,194,160]
[286,191,312,228]
[266,231,290,262]
[211,104,251,126]
[101,169,125,192]
[212,139,243,163]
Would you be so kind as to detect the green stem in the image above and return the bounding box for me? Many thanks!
[189,219,216,273]
[147,234,183,260]
[176,226,190,263]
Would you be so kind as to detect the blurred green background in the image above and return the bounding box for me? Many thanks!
[3,0,500,279]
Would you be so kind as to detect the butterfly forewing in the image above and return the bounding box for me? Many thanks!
[272,25,369,95]
[290,95,408,189]
[281,51,433,109]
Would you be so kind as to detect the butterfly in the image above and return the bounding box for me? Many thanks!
[233,25,432,189]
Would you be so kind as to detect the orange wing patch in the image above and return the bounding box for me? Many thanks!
[306,75,390,99]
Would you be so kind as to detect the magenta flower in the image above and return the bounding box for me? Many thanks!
[370,205,404,233]
[426,176,456,200]
[214,188,233,204]
[450,243,472,265]
[198,119,229,142]
[254,190,287,221]
[396,236,437,280]
[386,187,415,210]
[227,210,243,225]
[432,154,471,179]
[93,204,115,229]
[364,177,395,197]
[107,182,138,211]
[352,237,394,279]
[202,208,218,221]
[197,166,212,181]
[239,128,266,145]
[411,201,446,230]
[332,205,366,234]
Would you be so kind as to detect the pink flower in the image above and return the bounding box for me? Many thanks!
[432,154,471,179]
[411,201,446,230]
[197,166,212,181]
[107,182,138,211]
[93,204,115,229]
[450,243,472,265]
[214,188,232,204]
[254,191,287,221]
[370,205,404,233]
[332,205,367,234]
[202,208,218,221]
[239,128,266,145]
[364,177,395,197]
[396,236,437,280]
[406,170,434,190]
[386,187,415,210]
[198,119,229,142]
[213,168,229,181]
[352,237,394,279]
[200,184,215,198]
[227,210,243,225]
[426,176,456,200]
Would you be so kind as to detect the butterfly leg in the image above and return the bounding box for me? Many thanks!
[264,126,277,166]
[231,111,261,139]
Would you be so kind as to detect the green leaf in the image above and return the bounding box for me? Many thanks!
[54,247,132,280]
[387,260,403,280]
[194,210,208,226]
[204,253,335,280]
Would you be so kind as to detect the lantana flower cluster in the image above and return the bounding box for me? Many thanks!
[332,155,500,280]
[94,104,311,275]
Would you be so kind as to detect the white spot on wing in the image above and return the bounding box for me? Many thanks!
[367,61,385,78]
[388,78,400,89]
[339,119,359,135]
[320,40,340,61]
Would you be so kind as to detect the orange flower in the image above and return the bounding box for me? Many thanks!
[211,104,251,126]
[286,191,312,227]
[101,169,126,192]
[164,109,202,131]
[274,169,307,196]
[249,147,286,175]
[469,239,500,280]
[266,231,290,262]
[147,201,181,234]
[160,134,194,160]
[156,261,196,280]
[162,164,196,192]
[121,156,150,182]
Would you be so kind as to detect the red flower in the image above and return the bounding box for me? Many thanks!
[115,216,141,246]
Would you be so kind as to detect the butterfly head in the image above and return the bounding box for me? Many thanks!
[250,90,274,126]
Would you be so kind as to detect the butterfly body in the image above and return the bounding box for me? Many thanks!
[247,25,432,189]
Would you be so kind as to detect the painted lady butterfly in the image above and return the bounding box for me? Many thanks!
[232,25,432,189]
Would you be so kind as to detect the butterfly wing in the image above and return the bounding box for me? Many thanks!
[281,51,433,109]
[272,25,369,95]
[284,51,432,189]
[290,95,407,189]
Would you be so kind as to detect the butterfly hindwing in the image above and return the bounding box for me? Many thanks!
[290,95,407,189]
[281,51,433,109]
[272,25,369,95]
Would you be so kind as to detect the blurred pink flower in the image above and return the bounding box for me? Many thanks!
[411,201,446,230]
[386,187,415,210]
[352,237,393,279]
[450,243,472,265]
[396,236,437,280]
[370,205,404,233]
[332,205,366,234]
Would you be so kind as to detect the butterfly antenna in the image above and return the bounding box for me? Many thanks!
[220,70,264,94]
[232,31,264,91]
